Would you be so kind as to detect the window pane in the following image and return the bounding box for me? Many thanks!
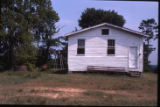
[77,48,85,54]
[108,49,115,54]
[78,39,85,46]
[108,40,115,46]
[102,29,109,35]
[108,39,115,55]
[77,39,85,54]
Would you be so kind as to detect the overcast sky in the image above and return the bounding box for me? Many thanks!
[52,0,158,65]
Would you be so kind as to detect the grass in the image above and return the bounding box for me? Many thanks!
[0,71,157,106]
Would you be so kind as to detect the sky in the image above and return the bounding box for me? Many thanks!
[52,0,158,65]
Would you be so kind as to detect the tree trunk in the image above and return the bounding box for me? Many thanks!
[8,35,14,69]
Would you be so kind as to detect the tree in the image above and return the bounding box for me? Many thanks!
[0,0,41,70]
[78,8,125,29]
[33,0,59,66]
[139,18,158,72]
[0,0,60,70]
[0,0,24,69]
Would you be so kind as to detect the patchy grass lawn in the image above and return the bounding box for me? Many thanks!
[0,71,157,106]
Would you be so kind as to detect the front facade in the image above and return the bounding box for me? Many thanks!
[65,23,146,73]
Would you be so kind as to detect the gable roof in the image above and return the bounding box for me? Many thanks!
[64,23,148,37]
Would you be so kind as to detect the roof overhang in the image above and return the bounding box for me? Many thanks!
[64,23,148,38]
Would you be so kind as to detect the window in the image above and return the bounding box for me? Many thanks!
[102,29,109,35]
[77,39,85,54]
[107,39,115,55]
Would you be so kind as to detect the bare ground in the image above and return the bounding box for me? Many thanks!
[0,85,157,105]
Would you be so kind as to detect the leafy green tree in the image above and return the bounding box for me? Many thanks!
[0,0,22,69]
[33,0,59,66]
[0,0,59,70]
[139,18,158,72]
[78,8,125,28]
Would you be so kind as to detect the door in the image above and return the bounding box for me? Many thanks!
[129,47,137,68]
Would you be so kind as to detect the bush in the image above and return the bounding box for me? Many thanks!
[14,45,37,71]
[25,63,35,72]
[47,60,54,69]
[143,65,152,72]
[41,64,48,71]
[14,65,27,71]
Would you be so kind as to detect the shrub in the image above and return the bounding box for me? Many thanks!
[47,60,54,69]
[143,65,152,72]
[25,63,35,72]
[14,65,27,71]
[14,45,37,71]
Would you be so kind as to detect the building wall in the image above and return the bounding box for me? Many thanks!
[68,26,144,72]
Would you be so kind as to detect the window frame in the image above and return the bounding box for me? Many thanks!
[77,39,85,55]
[102,29,109,35]
[107,39,115,55]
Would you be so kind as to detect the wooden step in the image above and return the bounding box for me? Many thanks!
[87,66,125,72]
[129,71,142,77]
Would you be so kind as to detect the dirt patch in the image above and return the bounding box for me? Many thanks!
[0,86,156,101]
[101,90,156,101]
[26,87,86,93]
[33,93,59,99]
[0,86,86,101]
[0,85,157,106]
[25,87,85,99]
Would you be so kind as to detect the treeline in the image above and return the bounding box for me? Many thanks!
[0,0,67,71]
[0,2,158,72]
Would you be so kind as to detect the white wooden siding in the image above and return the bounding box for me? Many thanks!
[68,26,144,72]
